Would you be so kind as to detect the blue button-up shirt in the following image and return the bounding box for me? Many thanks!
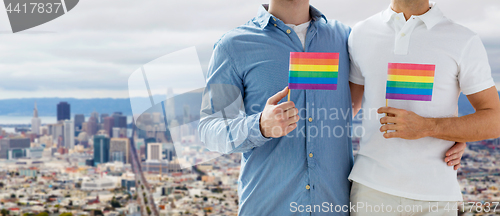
[199,5,353,215]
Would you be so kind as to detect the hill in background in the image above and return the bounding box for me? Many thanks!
[0,92,202,117]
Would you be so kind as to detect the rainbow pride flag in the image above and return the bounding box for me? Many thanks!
[288,52,339,90]
[386,63,436,101]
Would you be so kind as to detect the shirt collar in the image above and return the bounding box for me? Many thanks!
[381,1,444,30]
[380,5,397,23]
[417,2,444,30]
[256,4,327,29]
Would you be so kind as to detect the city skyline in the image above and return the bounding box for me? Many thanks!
[0,0,499,99]
[0,99,498,215]
[0,91,215,215]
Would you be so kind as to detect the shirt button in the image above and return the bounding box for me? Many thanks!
[306,185,311,190]
[309,153,313,158]
[308,117,313,122]
[286,29,291,34]
[401,33,406,37]
[274,24,277,27]
[396,16,400,20]
[273,18,276,21]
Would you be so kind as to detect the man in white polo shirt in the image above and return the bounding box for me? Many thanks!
[348,0,500,215]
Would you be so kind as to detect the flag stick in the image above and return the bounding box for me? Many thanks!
[385,99,388,134]
[288,89,291,101]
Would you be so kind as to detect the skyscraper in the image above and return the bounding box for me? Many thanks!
[87,116,98,136]
[57,102,70,121]
[48,123,64,146]
[103,117,114,137]
[91,111,99,122]
[100,113,109,123]
[144,137,156,159]
[81,122,87,132]
[147,143,162,161]
[74,114,85,130]
[63,120,75,150]
[93,135,110,166]
[31,102,41,135]
[109,138,130,164]
[164,143,176,161]
[112,127,120,138]
[112,112,127,129]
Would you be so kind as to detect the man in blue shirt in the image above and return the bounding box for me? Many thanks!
[199,1,352,215]
[198,0,465,215]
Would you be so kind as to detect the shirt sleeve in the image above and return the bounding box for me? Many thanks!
[198,41,271,154]
[458,35,495,95]
[348,29,365,85]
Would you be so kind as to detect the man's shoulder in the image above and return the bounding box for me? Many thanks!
[436,18,478,40]
[323,19,351,32]
[313,18,351,40]
[214,19,262,49]
[350,12,384,35]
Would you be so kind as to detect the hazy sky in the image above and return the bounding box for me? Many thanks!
[0,0,499,99]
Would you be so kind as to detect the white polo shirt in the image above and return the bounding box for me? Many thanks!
[348,2,494,201]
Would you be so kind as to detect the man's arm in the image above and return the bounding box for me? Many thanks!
[349,82,467,169]
[199,42,298,154]
[350,82,364,116]
[379,86,500,142]
[198,42,268,154]
[350,82,466,169]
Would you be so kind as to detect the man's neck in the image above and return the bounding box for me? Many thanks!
[268,0,310,25]
[391,0,430,21]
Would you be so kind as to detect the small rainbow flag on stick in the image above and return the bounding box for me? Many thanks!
[385,63,435,101]
[288,52,339,91]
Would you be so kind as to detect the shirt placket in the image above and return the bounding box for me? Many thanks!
[304,21,317,52]
[271,16,320,205]
[304,23,318,203]
[270,17,305,52]
[393,14,418,55]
